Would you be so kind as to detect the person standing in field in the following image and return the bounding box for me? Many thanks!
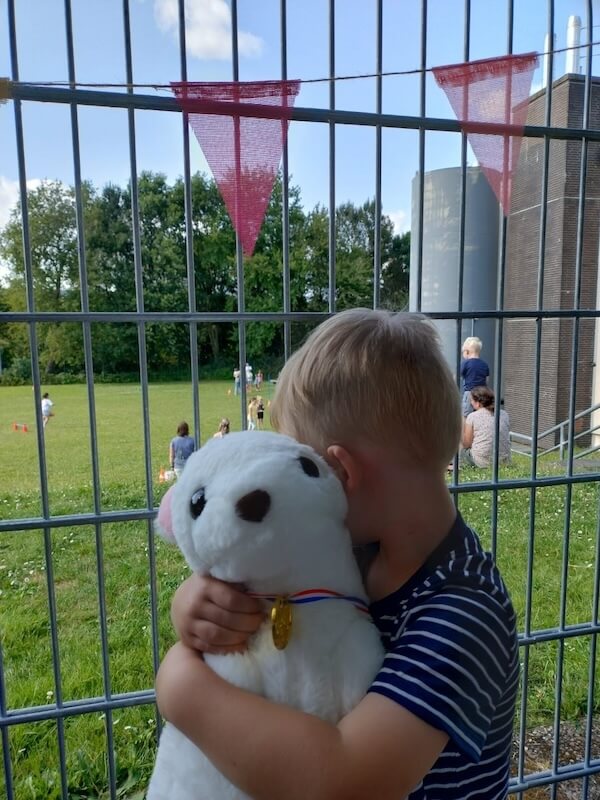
[41,392,54,429]
[169,421,195,479]
[460,336,489,417]
[247,397,258,431]
[233,368,241,396]
[256,397,265,430]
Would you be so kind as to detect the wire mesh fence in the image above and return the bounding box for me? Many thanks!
[1,0,600,798]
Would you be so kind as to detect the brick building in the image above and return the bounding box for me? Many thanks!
[503,74,600,446]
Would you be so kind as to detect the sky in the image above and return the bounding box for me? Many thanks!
[0,0,597,242]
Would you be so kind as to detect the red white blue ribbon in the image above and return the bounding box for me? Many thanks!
[248,588,370,615]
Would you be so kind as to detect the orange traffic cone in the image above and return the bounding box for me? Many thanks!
[158,467,166,483]
[22,424,28,432]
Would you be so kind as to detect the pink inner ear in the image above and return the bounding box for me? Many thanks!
[156,485,176,542]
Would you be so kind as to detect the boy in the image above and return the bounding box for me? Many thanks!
[156,310,519,800]
[41,392,54,429]
[460,336,490,418]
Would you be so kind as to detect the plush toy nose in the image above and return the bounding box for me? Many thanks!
[236,490,271,523]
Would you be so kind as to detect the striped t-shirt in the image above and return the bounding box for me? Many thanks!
[368,512,519,799]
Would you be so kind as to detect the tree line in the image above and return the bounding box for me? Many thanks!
[0,173,410,383]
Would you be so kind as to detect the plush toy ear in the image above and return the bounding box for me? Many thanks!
[155,485,176,543]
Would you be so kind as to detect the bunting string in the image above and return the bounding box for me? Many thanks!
[4,38,598,92]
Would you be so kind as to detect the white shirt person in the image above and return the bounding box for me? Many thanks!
[41,392,54,429]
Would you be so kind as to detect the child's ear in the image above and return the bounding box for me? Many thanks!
[325,445,362,494]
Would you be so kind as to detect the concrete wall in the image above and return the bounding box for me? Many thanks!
[410,166,500,382]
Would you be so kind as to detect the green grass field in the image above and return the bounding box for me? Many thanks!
[1,382,599,797]
[1,381,277,512]
[0,382,277,798]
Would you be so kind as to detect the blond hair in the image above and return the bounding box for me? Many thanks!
[271,309,462,468]
[462,336,482,355]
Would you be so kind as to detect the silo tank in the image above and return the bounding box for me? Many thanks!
[409,166,500,382]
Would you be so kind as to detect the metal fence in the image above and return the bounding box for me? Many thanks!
[1,0,600,798]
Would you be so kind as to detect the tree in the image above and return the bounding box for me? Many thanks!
[298,200,401,311]
[85,182,135,312]
[381,231,410,311]
[82,182,139,375]
[298,205,329,311]
[241,177,310,364]
[187,172,237,364]
[0,181,79,310]
[0,170,411,381]
[0,181,85,374]
[0,288,14,374]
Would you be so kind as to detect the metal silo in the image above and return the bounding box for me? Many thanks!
[409,166,500,382]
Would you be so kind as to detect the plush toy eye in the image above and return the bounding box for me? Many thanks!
[298,456,320,478]
[190,488,206,519]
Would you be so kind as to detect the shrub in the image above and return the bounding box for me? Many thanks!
[0,357,32,385]
[94,372,140,384]
[45,372,86,385]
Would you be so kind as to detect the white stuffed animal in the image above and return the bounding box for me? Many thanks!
[147,431,384,800]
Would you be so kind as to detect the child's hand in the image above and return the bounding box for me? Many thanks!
[171,573,264,654]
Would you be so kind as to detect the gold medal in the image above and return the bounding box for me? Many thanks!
[271,596,293,650]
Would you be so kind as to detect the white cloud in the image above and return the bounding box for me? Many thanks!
[387,209,409,235]
[0,177,21,231]
[154,0,263,61]
[0,177,42,282]
[0,176,42,231]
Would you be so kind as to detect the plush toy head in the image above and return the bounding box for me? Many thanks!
[156,431,350,592]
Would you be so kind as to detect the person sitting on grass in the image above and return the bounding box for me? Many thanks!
[156,308,519,800]
[461,385,511,468]
[213,418,231,439]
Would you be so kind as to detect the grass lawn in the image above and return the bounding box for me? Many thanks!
[1,381,277,514]
[1,382,599,797]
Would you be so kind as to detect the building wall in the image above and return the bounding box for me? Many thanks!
[503,74,600,447]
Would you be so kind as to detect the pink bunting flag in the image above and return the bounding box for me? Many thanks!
[433,52,538,214]
[172,80,301,258]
